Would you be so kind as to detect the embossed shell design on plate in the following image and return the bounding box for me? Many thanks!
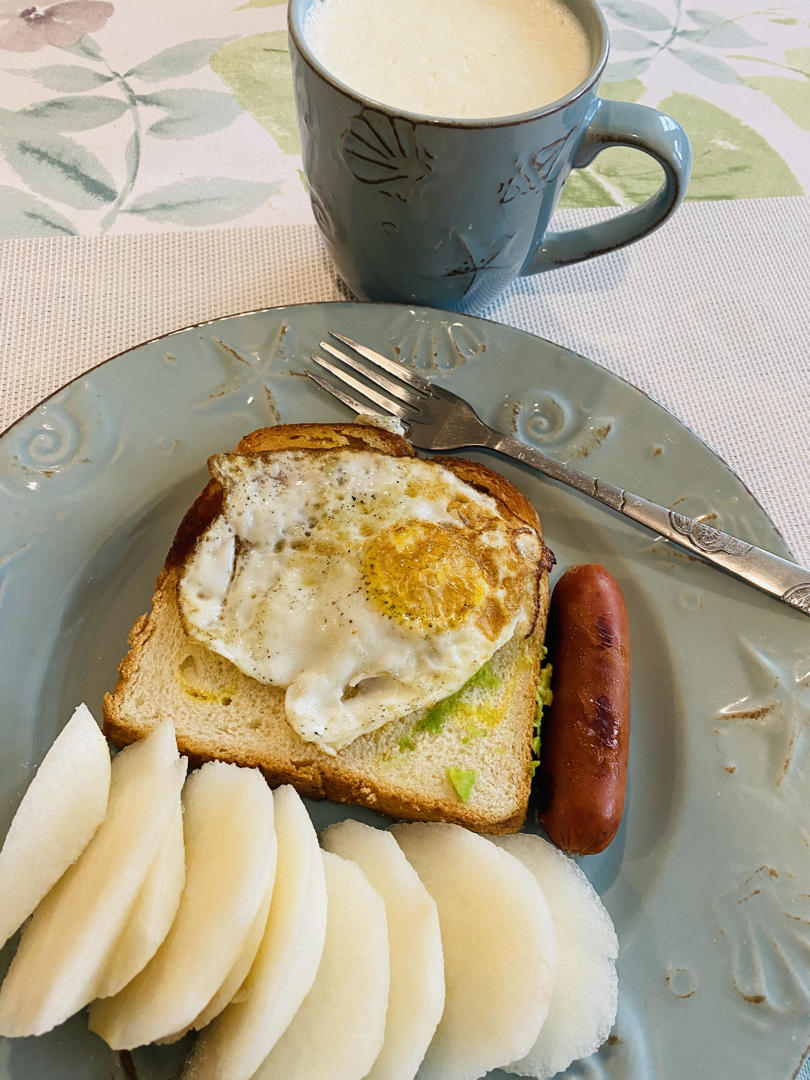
[0,383,122,497]
[382,309,488,373]
[341,109,434,202]
[715,865,810,1014]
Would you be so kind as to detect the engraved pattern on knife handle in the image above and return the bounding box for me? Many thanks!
[667,510,810,611]
[782,584,810,613]
[670,512,754,556]
[486,432,810,617]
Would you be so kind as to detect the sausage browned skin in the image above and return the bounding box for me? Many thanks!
[535,564,630,855]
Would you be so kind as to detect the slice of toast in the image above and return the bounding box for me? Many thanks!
[103,423,552,834]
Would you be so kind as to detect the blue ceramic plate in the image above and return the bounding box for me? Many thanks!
[1,302,808,1080]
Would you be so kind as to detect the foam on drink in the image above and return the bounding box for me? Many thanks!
[303,0,593,120]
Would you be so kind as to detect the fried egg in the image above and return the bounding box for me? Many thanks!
[178,449,543,752]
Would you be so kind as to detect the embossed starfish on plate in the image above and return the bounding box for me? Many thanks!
[716,637,810,791]
[197,326,298,421]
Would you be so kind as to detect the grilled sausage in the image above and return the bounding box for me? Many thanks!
[535,564,630,855]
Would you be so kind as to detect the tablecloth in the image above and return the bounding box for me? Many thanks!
[0,0,809,1076]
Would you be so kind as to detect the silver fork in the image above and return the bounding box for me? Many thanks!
[310,332,810,617]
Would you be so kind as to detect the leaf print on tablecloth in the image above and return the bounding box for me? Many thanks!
[598,78,646,104]
[0,185,76,237]
[62,33,104,59]
[740,48,810,131]
[19,93,128,131]
[124,38,234,82]
[784,46,810,76]
[659,92,802,197]
[210,33,300,156]
[742,74,810,130]
[6,63,112,91]
[136,88,242,139]
[558,168,620,209]
[679,10,763,49]
[604,56,651,82]
[601,0,669,32]
[563,91,802,206]
[122,177,279,225]
[0,30,297,234]
[610,28,656,51]
[671,47,740,84]
[0,129,116,208]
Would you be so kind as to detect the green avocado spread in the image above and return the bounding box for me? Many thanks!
[402,661,500,747]
[530,647,553,778]
[447,766,477,803]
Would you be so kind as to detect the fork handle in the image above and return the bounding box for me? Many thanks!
[489,432,810,616]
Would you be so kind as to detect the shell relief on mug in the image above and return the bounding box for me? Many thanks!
[341,109,434,202]
[499,126,578,204]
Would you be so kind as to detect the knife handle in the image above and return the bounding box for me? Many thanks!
[490,432,810,616]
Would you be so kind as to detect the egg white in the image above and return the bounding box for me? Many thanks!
[178,449,540,752]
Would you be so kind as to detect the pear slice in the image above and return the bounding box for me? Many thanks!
[251,849,389,1080]
[189,859,274,1032]
[322,819,444,1080]
[495,833,618,1080]
[0,703,111,950]
[154,805,277,1046]
[391,821,556,1080]
[0,719,184,1037]
[94,797,186,999]
[156,853,275,1046]
[88,760,276,1049]
[183,784,327,1080]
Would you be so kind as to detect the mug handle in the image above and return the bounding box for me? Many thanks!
[522,98,692,274]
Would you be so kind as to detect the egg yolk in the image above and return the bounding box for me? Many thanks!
[361,521,491,634]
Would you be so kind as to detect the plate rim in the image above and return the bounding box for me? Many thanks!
[0,299,794,560]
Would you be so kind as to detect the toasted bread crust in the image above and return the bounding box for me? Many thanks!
[439,456,540,532]
[166,423,414,569]
[234,422,416,458]
[103,422,551,834]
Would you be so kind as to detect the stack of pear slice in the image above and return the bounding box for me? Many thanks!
[0,707,619,1080]
[0,711,185,1035]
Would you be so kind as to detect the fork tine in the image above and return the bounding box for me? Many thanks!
[319,341,424,409]
[312,355,414,419]
[329,332,433,393]
[306,372,389,420]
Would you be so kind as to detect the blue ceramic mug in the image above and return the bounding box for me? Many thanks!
[288,0,692,312]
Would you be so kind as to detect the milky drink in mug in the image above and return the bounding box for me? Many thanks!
[289,0,692,310]
[303,0,593,119]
